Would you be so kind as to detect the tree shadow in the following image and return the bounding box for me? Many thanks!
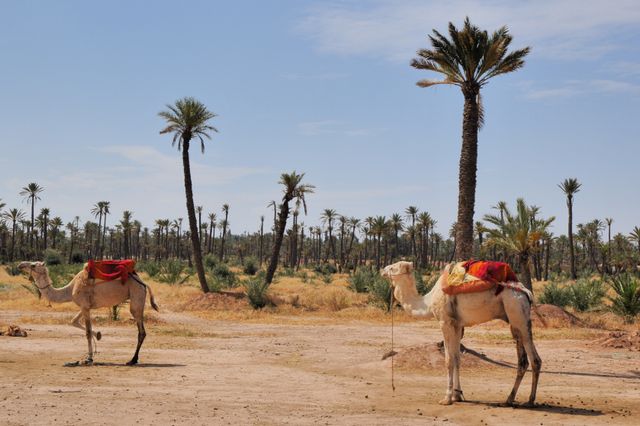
[463,400,603,416]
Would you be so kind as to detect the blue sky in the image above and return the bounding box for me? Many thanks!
[1,0,639,238]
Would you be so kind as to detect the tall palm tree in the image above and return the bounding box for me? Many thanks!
[371,216,388,269]
[558,178,581,279]
[219,204,229,262]
[265,171,314,285]
[159,97,218,293]
[101,201,110,258]
[20,182,44,249]
[1,208,25,261]
[405,206,418,260]
[320,208,338,262]
[483,199,555,291]
[207,212,217,254]
[390,213,404,262]
[605,217,613,271]
[39,208,50,251]
[630,226,640,256]
[120,210,133,259]
[91,201,108,258]
[412,18,530,260]
[49,216,63,249]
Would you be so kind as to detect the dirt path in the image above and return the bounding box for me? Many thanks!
[1,310,639,425]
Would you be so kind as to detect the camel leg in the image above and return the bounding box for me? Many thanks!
[82,309,94,365]
[452,325,464,402]
[505,326,528,406]
[70,311,101,341]
[439,322,461,405]
[127,288,146,366]
[521,322,541,407]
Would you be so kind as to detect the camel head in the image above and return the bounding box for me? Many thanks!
[17,261,49,280]
[381,261,416,300]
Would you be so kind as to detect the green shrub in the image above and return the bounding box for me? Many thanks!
[538,282,572,307]
[43,249,63,265]
[242,257,259,276]
[157,260,189,284]
[70,252,85,264]
[280,267,295,277]
[321,272,332,284]
[5,263,21,276]
[208,263,237,288]
[569,278,605,312]
[296,270,312,283]
[348,268,375,293]
[203,254,218,270]
[608,274,640,323]
[244,275,271,309]
[48,264,79,288]
[314,263,337,275]
[368,273,393,311]
[415,271,437,295]
[137,261,161,278]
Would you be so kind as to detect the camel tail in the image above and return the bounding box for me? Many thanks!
[131,273,159,311]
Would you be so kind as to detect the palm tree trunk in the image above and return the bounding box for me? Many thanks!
[181,139,209,293]
[265,198,291,285]
[519,252,533,292]
[567,199,577,279]
[455,88,479,260]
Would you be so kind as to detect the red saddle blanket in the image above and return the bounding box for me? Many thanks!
[85,260,136,284]
[442,260,518,295]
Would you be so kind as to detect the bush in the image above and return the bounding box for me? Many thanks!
[368,273,393,311]
[70,252,85,264]
[243,257,259,276]
[157,260,189,284]
[208,263,237,288]
[296,270,313,283]
[244,275,271,309]
[568,278,605,312]
[137,261,161,278]
[203,254,218,270]
[43,249,63,265]
[538,282,572,307]
[321,272,332,284]
[280,267,296,277]
[415,271,437,295]
[5,263,21,276]
[608,274,640,323]
[348,268,376,293]
[314,263,337,275]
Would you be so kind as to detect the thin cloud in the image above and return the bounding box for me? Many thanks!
[298,0,640,61]
[523,79,640,99]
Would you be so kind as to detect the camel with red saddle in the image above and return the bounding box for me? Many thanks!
[382,260,541,407]
[18,260,158,365]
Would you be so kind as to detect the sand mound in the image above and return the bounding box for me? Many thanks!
[392,342,490,371]
[592,331,640,351]
[0,325,28,337]
[181,291,249,311]
[532,304,583,328]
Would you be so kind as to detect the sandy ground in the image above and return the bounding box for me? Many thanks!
[1,308,639,426]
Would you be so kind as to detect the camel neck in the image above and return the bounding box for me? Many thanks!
[393,275,433,318]
[35,273,74,304]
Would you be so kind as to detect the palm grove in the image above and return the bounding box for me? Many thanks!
[1,20,639,318]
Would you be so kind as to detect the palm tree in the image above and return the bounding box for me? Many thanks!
[159,97,218,293]
[219,204,229,262]
[405,206,418,260]
[558,178,582,279]
[207,212,217,254]
[265,171,314,285]
[39,208,50,251]
[320,209,338,263]
[1,208,25,261]
[390,213,404,262]
[483,199,555,291]
[91,201,108,258]
[412,18,530,260]
[101,201,110,258]
[20,182,44,250]
[371,216,388,269]
[49,216,63,249]
[629,226,640,256]
[120,211,133,258]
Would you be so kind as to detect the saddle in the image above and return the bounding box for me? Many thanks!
[442,260,519,295]
[85,259,136,285]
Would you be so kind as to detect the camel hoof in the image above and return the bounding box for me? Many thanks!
[64,361,80,367]
[126,359,138,366]
[81,358,93,366]
[96,331,102,341]
[438,398,453,406]
[522,401,536,409]
[453,392,464,402]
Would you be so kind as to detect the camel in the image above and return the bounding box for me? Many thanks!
[381,261,541,407]
[18,261,158,365]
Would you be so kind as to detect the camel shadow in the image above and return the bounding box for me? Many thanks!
[463,400,603,417]
[64,361,185,368]
[461,345,640,380]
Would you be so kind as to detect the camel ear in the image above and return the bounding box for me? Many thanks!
[402,262,413,274]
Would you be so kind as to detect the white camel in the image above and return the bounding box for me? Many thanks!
[18,261,158,365]
[382,261,541,407]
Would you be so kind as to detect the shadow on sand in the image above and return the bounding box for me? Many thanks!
[64,361,185,368]
[463,400,603,417]
[461,344,640,380]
